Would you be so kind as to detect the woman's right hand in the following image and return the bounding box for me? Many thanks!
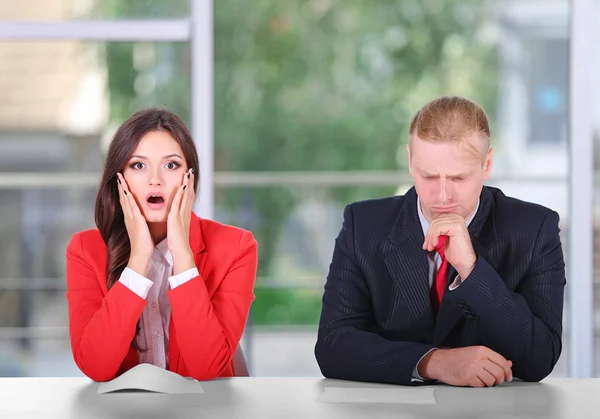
[117,173,153,275]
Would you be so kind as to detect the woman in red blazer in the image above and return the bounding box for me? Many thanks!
[65,108,257,382]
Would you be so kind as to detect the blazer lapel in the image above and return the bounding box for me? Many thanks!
[383,187,435,332]
[169,211,207,373]
[189,212,207,272]
[433,186,497,345]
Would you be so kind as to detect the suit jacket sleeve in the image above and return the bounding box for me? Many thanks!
[65,233,147,382]
[315,205,436,385]
[446,210,566,381]
[167,230,257,380]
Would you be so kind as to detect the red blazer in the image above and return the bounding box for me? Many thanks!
[65,213,257,382]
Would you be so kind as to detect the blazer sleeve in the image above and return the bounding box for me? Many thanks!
[65,233,147,382]
[167,230,257,380]
[315,205,436,385]
[445,210,566,381]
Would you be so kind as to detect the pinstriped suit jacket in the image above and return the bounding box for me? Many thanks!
[315,186,566,385]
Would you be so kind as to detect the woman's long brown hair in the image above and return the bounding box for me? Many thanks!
[94,107,200,349]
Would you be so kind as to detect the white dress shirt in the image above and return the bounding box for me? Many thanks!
[412,197,480,381]
[118,239,199,369]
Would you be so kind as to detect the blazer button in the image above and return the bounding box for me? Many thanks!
[457,299,467,307]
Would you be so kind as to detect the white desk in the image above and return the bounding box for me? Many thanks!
[0,377,597,419]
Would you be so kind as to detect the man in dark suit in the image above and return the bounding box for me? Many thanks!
[315,96,566,387]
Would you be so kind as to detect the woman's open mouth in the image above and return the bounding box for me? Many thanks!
[146,192,166,210]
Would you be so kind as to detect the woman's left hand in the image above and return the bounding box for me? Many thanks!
[168,168,196,275]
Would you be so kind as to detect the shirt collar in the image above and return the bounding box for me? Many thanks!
[152,238,173,267]
[416,197,480,238]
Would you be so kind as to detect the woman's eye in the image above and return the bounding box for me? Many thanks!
[165,162,180,170]
[130,162,144,170]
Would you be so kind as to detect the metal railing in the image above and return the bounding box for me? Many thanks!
[0,171,569,189]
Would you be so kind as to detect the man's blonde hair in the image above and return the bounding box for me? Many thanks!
[408,96,491,159]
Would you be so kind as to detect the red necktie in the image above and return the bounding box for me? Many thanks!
[431,235,448,316]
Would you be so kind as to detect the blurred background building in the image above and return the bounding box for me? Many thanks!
[0,0,596,378]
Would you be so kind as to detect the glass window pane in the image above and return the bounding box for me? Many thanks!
[214,1,502,172]
[215,0,570,377]
[0,0,574,380]
[0,39,190,376]
[0,41,190,173]
[0,338,80,377]
[594,0,600,378]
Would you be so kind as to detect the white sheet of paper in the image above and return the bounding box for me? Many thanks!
[97,364,205,394]
[319,385,436,404]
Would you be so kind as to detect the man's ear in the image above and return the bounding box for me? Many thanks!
[483,148,494,180]
[406,143,413,176]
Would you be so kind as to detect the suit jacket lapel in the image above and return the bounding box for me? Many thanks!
[383,187,435,332]
[169,211,206,372]
[433,186,497,345]
[189,211,207,280]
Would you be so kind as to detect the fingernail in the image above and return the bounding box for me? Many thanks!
[191,168,195,174]
[183,185,186,190]
[124,190,127,195]
[117,177,121,184]
[187,173,190,179]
